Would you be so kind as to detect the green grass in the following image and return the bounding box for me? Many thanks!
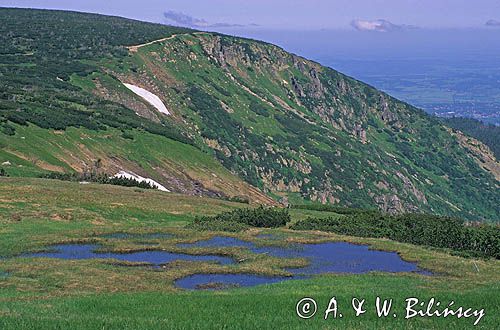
[0,124,271,203]
[0,178,242,254]
[0,177,332,254]
[1,275,497,329]
[0,178,499,329]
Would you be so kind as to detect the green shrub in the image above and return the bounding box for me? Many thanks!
[220,206,290,228]
[291,212,500,259]
[187,206,291,232]
[188,218,249,232]
[291,204,376,215]
[41,172,158,190]
[0,123,15,136]
[121,131,134,140]
[227,196,251,204]
[250,100,270,117]
[463,225,500,258]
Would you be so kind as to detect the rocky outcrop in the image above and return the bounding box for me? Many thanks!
[449,128,500,182]
[375,194,404,214]
[124,32,499,219]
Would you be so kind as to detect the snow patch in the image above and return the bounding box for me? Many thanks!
[113,171,170,192]
[123,83,170,115]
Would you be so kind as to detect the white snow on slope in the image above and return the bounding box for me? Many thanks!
[113,171,170,192]
[123,83,170,115]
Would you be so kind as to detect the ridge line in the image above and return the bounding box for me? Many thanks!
[127,31,208,52]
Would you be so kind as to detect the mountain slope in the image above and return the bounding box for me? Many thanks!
[111,32,498,220]
[440,117,500,160]
[0,123,273,203]
[0,8,272,204]
[0,8,498,220]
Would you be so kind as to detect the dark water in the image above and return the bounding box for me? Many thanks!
[175,274,294,290]
[23,236,430,290]
[26,244,233,266]
[176,236,430,289]
[179,236,423,273]
[255,242,423,275]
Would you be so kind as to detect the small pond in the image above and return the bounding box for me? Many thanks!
[19,235,430,290]
[176,236,430,290]
[26,244,233,266]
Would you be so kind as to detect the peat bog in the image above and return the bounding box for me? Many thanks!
[176,236,430,289]
[20,235,430,290]
[25,244,234,266]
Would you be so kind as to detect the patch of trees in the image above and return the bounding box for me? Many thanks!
[291,212,500,259]
[188,206,291,232]
[0,8,193,146]
[250,100,270,117]
[441,117,500,159]
[291,204,377,215]
[0,120,15,136]
[226,196,251,204]
[41,172,157,190]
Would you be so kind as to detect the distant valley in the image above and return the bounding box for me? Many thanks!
[328,57,500,126]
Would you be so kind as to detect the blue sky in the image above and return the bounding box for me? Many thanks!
[1,0,500,30]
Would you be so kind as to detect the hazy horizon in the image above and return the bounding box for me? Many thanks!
[1,0,500,30]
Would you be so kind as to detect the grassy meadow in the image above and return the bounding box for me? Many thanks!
[0,178,498,329]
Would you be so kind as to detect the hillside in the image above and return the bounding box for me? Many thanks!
[441,117,500,159]
[0,8,499,220]
[0,8,271,204]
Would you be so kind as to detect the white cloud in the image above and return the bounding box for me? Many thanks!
[350,19,415,32]
[164,11,251,28]
[486,19,500,27]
